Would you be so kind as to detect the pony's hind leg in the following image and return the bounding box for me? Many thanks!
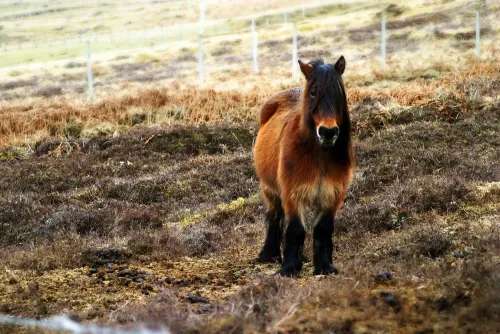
[257,189,283,263]
[313,210,339,275]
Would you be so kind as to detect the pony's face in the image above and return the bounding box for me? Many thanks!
[299,57,346,148]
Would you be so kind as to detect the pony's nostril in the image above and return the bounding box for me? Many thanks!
[332,126,339,137]
[318,126,339,141]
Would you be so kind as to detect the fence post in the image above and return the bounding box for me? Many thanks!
[252,18,259,73]
[199,0,206,35]
[381,9,386,72]
[285,12,288,24]
[86,42,94,103]
[198,35,204,88]
[3,35,7,52]
[475,9,480,57]
[302,7,306,17]
[292,23,298,81]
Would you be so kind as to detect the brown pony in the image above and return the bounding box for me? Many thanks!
[253,56,354,276]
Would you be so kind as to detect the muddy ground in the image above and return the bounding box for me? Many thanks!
[0,93,499,333]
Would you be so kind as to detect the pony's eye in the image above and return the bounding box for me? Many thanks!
[310,87,317,98]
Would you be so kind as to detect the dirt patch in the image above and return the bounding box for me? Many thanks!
[387,12,450,30]
[0,78,38,91]
[211,46,232,57]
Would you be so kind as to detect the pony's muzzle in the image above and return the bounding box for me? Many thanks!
[317,126,339,146]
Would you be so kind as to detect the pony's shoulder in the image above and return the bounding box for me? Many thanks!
[259,87,302,126]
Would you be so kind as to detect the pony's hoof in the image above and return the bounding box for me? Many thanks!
[278,266,299,277]
[278,260,302,277]
[256,251,282,264]
[313,264,339,275]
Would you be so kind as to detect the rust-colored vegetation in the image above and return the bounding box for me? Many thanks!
[1,59,498,149]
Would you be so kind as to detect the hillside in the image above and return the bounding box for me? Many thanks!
[0,0,499,333]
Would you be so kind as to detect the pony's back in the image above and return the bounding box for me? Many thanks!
[258,88,302,126]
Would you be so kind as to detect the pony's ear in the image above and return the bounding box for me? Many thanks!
[298,60,313,78]
[334,56,345,75]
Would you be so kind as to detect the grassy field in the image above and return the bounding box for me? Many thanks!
[0,0,499,333]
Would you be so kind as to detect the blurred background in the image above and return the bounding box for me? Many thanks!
[0,0,497,102]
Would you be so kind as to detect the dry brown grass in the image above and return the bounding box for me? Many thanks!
[1,59,498,149]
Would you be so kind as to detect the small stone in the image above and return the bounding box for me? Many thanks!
[196,305,213,314]
[380,291,400,308]
[187,294,208,303]
[216,279,225,286]
[374,271,392,283]
[88,268,98,275]
[176,279,190,286]
[454,252,472,259]
[134,278,144,283]
[385,295,397,306]
[380,291,392,297]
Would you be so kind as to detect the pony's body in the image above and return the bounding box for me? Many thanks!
[255,88,352,216]
[254,57,354,276]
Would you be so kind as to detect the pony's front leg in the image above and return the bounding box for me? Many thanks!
[280,202,306,276]
[257,203,283,263]
[313,210,339,275]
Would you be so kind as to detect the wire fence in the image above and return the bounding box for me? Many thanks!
[0,1,496,102]
[0,314,169,334]
[1,1,488,55]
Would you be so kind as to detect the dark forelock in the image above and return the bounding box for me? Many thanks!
[307,58,347,115]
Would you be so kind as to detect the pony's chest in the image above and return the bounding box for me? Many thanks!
[293,176,343,210]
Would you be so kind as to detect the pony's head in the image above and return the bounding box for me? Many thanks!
[298,56,348,149]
